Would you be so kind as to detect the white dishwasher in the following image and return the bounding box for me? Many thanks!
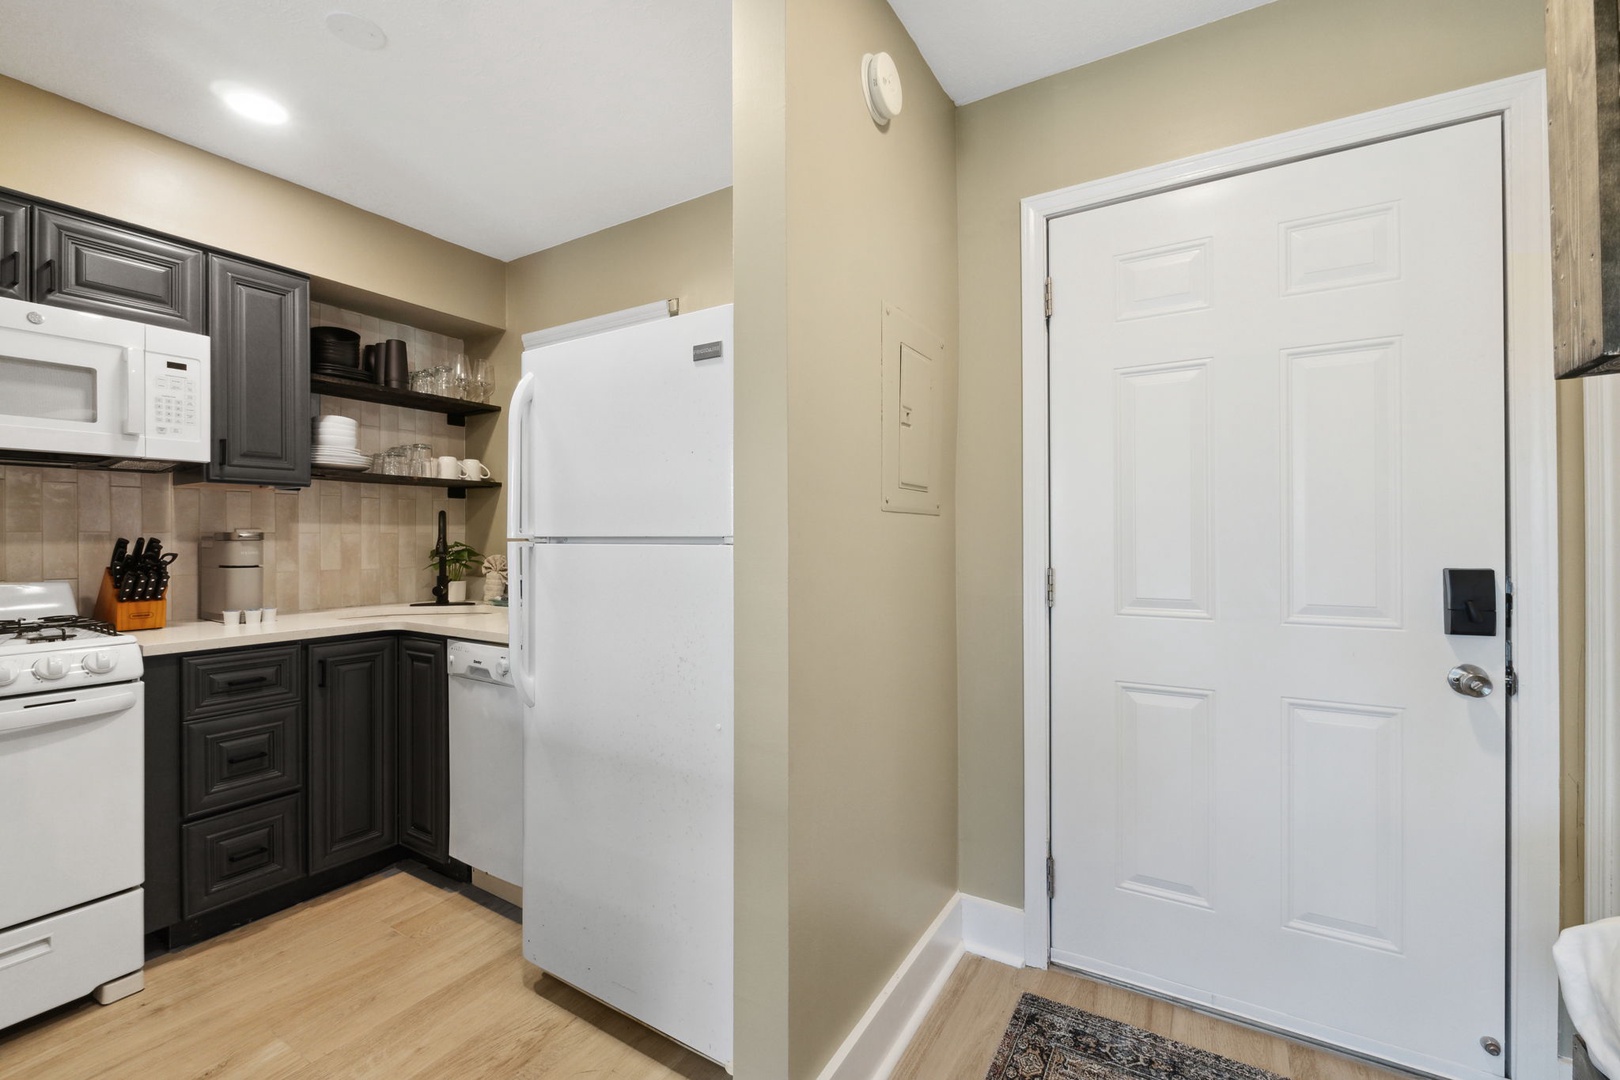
[447,640,524,888]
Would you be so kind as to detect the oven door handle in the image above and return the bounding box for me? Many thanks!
[0,688,139,737]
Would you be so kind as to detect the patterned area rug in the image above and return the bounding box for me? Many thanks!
[986,993,1287,1080]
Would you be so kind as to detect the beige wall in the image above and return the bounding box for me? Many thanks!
[735,0,960,1074]
[954,0,1553,908]
[467,190,734,559]
[0,76,504,330]
[733,0,792,1069]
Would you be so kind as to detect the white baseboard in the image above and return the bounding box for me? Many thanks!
[815,895,966,1080]
[815,893,1028,1080]
[961,895,1026,968]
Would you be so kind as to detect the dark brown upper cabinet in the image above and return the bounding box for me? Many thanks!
[1548,0,1620,376]
[307,637,397,874]
[32,207,206,333]
[207,255,311,487]
[0,196,26,302]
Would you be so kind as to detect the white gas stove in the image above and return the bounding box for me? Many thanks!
[0,612,142,692]
[0,581,146,1031]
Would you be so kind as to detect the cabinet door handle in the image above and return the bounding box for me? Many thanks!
[0,250,17,291]
[225,748,270,765]
[38,258,53,297]
[226,845,270,864]
[219,674,271,691]
[316,659,327,688]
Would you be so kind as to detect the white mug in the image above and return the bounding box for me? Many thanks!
[436,455,460,479]
[459,458,492,481]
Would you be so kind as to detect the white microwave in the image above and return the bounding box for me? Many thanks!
[0,295,210,464]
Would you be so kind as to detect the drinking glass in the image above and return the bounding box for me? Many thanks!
[472,359,492,403]
[408,443,433,478]
[451,354,472,400]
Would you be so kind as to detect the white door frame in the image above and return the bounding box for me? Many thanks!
[1021,72,1559,1078]
[1587,378,1618,923]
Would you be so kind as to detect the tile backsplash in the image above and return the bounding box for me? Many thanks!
[0,303,489,621]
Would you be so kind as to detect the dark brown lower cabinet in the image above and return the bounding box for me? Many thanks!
[397,635,450,863]
[182,794,304,916]
[147,633,462,947]
[308,637,397,873]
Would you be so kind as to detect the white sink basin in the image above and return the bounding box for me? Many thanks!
[336,604,499,619]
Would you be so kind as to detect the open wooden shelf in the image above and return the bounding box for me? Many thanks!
[310,374,500,426]
[309,467,500,499]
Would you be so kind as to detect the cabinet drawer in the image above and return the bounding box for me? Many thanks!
[182,795,303,916]
[183,646,300,717]
[183,705,302,818]
[33,208,206,333]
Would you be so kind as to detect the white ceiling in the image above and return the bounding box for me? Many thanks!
[890,0,1279,105]
[0,1,1276,262]
[0,0,733,261]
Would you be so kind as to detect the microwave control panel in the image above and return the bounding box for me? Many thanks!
[142,333,211,463]
[149,361,201,441]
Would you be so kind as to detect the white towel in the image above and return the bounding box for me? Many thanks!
[1556,918,1620,1078]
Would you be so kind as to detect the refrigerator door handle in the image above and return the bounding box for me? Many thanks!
[508,371,536,540]
[510,542,538,707]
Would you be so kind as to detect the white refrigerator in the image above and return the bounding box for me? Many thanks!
[507,304,733,1066]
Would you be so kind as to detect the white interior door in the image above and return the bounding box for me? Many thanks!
[1047,117,1508,1079]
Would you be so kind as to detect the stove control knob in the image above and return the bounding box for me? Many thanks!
[0,663,16,687]
[83,650,116,675]
[32,656,68,681]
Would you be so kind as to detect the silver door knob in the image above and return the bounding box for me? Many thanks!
[1448,664,1493,698]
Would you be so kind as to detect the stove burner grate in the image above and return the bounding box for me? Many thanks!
[0,615,119,643]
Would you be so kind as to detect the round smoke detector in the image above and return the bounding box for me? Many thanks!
[326,11,388,51]
[862,51,902,126]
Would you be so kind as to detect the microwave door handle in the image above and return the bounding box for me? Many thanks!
[124,347,146,436]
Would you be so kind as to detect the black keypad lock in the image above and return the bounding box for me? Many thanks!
[1443,568,1497,636]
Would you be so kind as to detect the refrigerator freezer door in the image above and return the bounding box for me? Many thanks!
[522,541,733,1065]
[520,304,732,539]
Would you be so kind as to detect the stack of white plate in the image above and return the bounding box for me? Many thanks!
[312,415,369,470]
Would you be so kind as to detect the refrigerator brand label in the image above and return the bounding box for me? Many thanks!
[692,341,724,362]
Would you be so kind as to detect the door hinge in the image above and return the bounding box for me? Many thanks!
[1044,277,1053,319]
[1046,853,1055,899]
[1046,567,1055,608]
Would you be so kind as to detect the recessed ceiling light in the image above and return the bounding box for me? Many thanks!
[211,82,289,125]
[326,12,388,51]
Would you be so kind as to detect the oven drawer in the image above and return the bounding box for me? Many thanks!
[183,647,300,717]
[182,795,304,916]
[182,705,302,818]
[0,888,143,1031]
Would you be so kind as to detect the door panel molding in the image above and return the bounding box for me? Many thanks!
[1022,72,1558,1080]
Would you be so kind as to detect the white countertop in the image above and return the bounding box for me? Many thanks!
[132,603,510,656]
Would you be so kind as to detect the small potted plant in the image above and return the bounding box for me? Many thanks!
[425,540,483,603]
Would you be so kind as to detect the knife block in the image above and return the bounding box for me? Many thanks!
[93,570,166,632]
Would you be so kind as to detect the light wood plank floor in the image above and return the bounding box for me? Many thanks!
[893,954,1410,1080]
[0,866,727,1080]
